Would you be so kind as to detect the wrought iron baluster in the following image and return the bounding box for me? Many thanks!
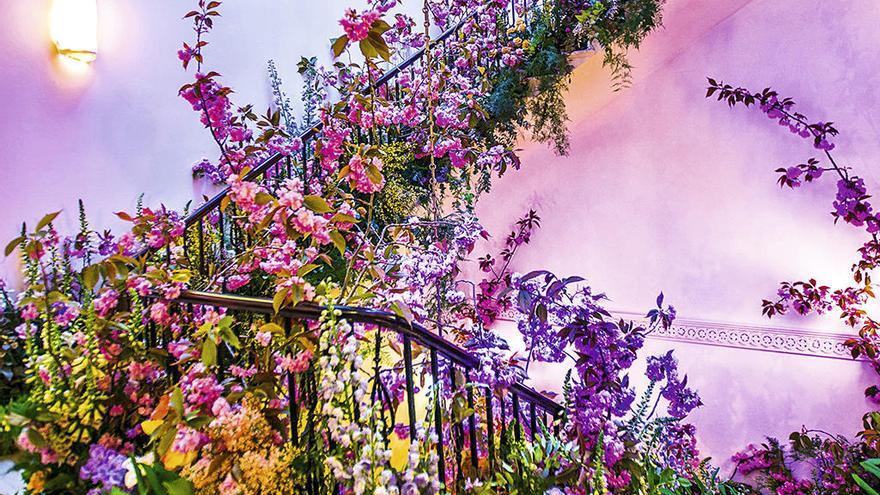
[402,333,417,440]
[530,401,537,441]
[198,218,205,276]
[465,369,479,472]
[512,392,522,442]
[285,317,299,446]
[485,388,495,471]
[429,347,447,487]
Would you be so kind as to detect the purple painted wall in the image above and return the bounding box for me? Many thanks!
[472,0,880,467]
[0,0,366,281]
[2,0,879,471]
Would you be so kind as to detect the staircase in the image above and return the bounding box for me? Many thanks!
[135,0,569,492]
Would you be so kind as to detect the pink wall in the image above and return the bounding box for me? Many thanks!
[473,0,880,466]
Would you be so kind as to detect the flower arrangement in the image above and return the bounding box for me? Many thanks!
[0,0,739,493]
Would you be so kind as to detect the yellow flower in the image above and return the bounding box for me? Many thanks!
[27,471,46,493]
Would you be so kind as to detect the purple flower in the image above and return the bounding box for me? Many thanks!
[646,351,678,382]
[79,444,127,491]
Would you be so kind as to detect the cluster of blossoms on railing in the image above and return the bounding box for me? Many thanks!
[708,80,880,494]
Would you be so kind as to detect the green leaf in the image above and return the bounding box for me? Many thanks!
[171,387,185,417]
[164,478,195,495]
[171,270,192,283]
[26,427,47,448]
[365,32,390,61]
[220,325,240,349]
[359,38,378,59]
[273,289,289,314]
[304,195,333,213]
[81,264,101,291]
[371,19,391,34]
[4,236,24,256]
[853,473,879,495]
[261,322,285,335]
[329,231,346,256]
[331,35,349,58]
[862,458,880,479]
[297,263,320,277]
[331,213,359,224]
[36,211,61,231]
[201,339,217,367]
[365,162,384,185]
[390,301,414,326]
[254,191,275,206]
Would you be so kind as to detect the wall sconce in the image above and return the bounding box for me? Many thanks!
[50,0,98,63]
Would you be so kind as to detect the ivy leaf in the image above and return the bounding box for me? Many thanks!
[304,195,333,213]
[36,211,61,231]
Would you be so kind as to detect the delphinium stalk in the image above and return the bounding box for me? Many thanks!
[267,59,298,136]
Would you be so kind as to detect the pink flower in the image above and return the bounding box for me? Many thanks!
[52,301,80,327]
[347,154,384,194]
[339,9,380,42]
[225,274,250,291]
[173,426,208,453]
[278,178,304,209]
[127,276,152,297]
[150,301,172,326]
[276,349,313,373]
[93,289,119,318]
[229,126,253,143]
[20,303,38,321]
[255,331,272,347]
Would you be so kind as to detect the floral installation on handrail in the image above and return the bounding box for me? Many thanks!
[706,79,880,494]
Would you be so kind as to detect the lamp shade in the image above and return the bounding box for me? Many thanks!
[50,0,97,63]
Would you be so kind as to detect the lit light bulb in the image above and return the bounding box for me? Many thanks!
[50,0,97,63]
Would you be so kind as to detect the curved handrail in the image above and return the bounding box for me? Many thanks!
[174,289,564,415]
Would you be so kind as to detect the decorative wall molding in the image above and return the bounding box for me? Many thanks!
[496,308,859,361]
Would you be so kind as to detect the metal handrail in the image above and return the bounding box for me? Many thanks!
[174,289,563,415]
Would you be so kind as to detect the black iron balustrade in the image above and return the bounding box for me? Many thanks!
[148,289,563,492]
